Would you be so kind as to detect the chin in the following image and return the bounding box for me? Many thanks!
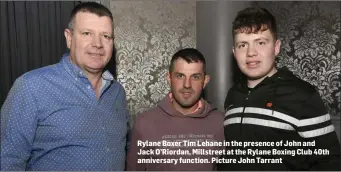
[181,98,200,108]
[85,66,104,73]
[180,103,196,109]
[246,71,270,80]
[247,75,265,81]
[87,62,104,68]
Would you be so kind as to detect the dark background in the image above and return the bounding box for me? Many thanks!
[0,1,117,106]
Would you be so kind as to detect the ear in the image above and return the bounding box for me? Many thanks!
[64,29,72,49]
[203,75,210,89]
[232,47,236,58]
[274,39,281,56]
[166,72,171,85]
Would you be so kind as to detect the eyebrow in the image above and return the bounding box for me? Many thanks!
[235,41,248,45]
[80,28,113,35]
[235,37,269,45]
[192,73,203,76]
[174,72,203,76]
[254,37,269,42]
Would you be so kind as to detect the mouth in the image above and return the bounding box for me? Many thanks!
[246,61,260,68]
[181,92,192,98]
[88,52,103,58]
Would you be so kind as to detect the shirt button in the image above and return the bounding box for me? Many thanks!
[87,85,91,89]
[75,78,78,81]
[106,148,110,152]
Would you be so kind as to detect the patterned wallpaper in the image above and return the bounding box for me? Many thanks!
[108,1,196,122]
[106,1,340,120]
[254,1,341,117]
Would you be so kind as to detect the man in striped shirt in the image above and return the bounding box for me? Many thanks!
[218,7,340,170]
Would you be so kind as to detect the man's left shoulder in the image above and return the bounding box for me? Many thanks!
[109,80,126,93]
[278,73,317,96]
[113,80,125,89]
[210,109,224,117]
[202,100,224,119]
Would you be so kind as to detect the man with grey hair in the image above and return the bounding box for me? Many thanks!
[1,2,129,170]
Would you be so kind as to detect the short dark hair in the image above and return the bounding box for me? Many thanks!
[169,48,206,75]
[68,2,113,30]
[232,7,277,41]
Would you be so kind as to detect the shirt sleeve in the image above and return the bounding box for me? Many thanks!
[1,76,39,170]
[122,88,131,153]
[297,90,341,170]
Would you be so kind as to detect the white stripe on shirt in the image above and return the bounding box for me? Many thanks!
[226,107,330,127]
[298,125,335,138]
[224,117,295,130]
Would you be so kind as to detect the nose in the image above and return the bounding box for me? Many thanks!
[183,77,192,89]
[247,44,257,57]
[91,34,103,48]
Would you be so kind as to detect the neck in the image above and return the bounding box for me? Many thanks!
[248,68,278,88]
[68,55,103,98]
[173,101,200,115]
[86,72,103,99]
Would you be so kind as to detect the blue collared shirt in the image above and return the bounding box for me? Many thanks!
[1,54,130,171]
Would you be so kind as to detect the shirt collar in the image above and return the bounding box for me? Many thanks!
[61,53,114,81]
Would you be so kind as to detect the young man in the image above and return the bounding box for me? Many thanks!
[126,48,225,171]
[218,7,340,170]
[1,2,129,170]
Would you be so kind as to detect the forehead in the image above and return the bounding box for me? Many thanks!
[234,29,274,42]
[172,58,204,74]
[74,12,113,31]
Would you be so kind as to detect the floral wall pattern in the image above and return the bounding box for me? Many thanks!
[106,1,340,122]
[254,1,341,117]
[108,1,196,122]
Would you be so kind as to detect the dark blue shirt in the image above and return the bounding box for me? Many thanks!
[1,54,130,171]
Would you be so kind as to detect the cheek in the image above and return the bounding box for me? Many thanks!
[73,40,87,51]
[171,80,181,89]
[105,47,113,56]
[235,58,246,69]
[193,82,204,91]
[104,44,114,54]
[263,51,276,63]
[234,52,246,63]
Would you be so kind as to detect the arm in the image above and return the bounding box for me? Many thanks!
[297,90,341,170]
[119,87,131,171]
[120,88,131,153]
[1,76,39,170]
[125,116,147,171]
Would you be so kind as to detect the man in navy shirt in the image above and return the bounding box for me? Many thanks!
[1,2,130,170]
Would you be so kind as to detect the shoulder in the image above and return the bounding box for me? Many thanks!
[130,106,160,131]
[13,64,58,89]
[277,73,318,99]
[210,109,225,120]
[106,79,128,102]
[277,68,316,91]
[135,106,160,122]
[224,85,242,107]
[4,65,59,109]
[111,80,126,94]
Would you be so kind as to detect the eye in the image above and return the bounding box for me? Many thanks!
[176,73,184,78]
[103,35,112,40]
[82,32,90,36]
[192,75,201,80]
[237,43,246,49]
[258,41,266,45]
